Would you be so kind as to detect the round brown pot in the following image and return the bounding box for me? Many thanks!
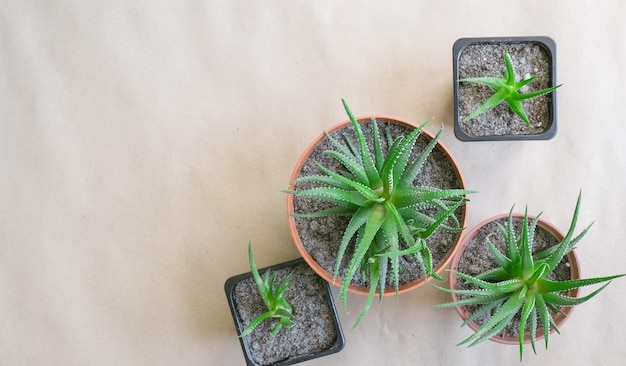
[287,115,469,297]
[448,213,580,345]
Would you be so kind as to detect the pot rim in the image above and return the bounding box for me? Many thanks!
[447,213,580,345]
[287,115,469,296]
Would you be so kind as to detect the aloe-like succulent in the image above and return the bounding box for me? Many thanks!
[460,51,562,126]
[436,193,624,360]
[240,243,296,337]
[286,99,474,327]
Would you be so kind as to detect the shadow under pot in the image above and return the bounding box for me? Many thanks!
[453,36,559,141]
[447,213,579,345]
[224,258,345,366]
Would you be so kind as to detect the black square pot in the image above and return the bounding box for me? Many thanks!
[453,36,558,141]
[224,258,345,366]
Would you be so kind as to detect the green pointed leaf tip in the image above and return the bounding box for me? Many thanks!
[436,194,623,359]
[460,51,562,126]
[240,243,295,337]
[289,100,474,327]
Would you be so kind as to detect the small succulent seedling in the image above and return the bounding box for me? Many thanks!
[460,51,562,126]
[435,193,624,361]
[286,99,474,327]
[239,243,295,337]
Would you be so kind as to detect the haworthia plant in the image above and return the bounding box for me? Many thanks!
[460,51,562,126]
[240,243,295,337]
[286,99,475,327]
[435,193,624,361]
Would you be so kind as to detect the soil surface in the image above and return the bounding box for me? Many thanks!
[233,261,339,365]
[453,217,572,339]
[292,119,466,289]
[457,42,554,137]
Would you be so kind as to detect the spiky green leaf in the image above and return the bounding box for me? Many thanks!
[342,99,382,189]
[340,204,386,311]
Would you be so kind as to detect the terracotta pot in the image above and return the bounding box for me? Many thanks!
[224,258,345,365]
[453,36,558,141]
[448,213,580,345]
[287,115,468,296]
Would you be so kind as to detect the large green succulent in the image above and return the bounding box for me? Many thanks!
[287,99,474,327]
[436,193,624,360]
[460,51,562,126]
[240,243,295,337]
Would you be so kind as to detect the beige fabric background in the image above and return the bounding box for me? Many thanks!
[2,1,625,365]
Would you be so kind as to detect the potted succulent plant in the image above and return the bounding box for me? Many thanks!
[224,243,345,365]
[453,36,561,141]
[285,99,474,327]
[436,193,624,360]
